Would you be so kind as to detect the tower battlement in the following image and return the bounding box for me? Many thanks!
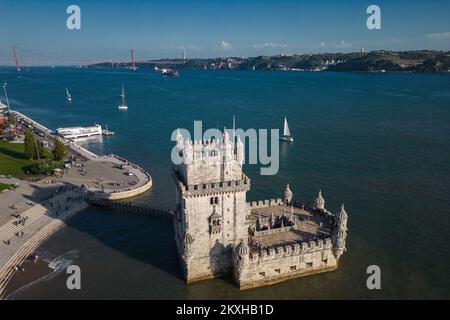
[174,169,251,197]
[248,238,333,261]
[174,129,244,186]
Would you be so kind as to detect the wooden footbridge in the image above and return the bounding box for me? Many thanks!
[88,199,174,220]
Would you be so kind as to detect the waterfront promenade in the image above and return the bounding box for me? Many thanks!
[0,189,88,298]
[0,110,153,298]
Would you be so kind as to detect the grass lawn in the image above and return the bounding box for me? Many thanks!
[0,182,11,192]
[0,140,52,178]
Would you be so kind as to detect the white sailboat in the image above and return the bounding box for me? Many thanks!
[118,85,128,110]
[280,117,293,142]
[66,88,72,102]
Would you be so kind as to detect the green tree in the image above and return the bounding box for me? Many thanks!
[27,159,63,175]
[24,128,36,160]
[24,128,44,160]
[52,139,67,161]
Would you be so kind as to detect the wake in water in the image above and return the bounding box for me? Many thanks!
[5,250,79,300]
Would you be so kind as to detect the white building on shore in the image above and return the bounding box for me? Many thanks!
[57,124,102,140]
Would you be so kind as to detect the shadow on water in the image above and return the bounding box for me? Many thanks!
[63,203,183,281]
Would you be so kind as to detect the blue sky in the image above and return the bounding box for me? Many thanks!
[0,0,449,64]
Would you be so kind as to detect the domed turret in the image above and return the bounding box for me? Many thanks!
[175,129,183,146]
[223,127,231,145]
[283,183,293,205]
[314,190,325,210]
[236,238,249,256]
[337,204,348,226]
[333,204,348,259]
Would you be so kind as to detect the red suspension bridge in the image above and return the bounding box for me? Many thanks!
[0,46,186,70]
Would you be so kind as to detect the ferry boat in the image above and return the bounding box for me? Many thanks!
[118,85,128,110]
[66,88,72,102]
[280,117,294,142]
[57,124,102,140]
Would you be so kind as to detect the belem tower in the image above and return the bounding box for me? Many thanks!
[172,129,348,290]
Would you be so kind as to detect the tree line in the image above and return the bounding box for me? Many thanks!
[24,128,67,161]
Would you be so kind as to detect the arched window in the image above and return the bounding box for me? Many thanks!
[209,205,222,234]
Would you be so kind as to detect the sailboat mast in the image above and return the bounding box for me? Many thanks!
[121,85,125,105]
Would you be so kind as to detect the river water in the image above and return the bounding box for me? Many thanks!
[1,67,450,299]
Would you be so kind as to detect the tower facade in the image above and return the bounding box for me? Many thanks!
[173,130,250,282]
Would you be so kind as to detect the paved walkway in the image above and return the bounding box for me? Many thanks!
[0,177,67,226]
[0,189,89,298]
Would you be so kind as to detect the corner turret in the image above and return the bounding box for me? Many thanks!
[333,204,348,259]
[314,190,325,210]
[283,183,293,205]
[236,238,249,257]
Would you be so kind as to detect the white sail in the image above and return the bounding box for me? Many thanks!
[118,85,128,109]
[66,88,72,101]
[283,117,290,136]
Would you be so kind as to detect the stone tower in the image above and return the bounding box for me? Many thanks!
[172,129,250,283]
[333,204,348,259]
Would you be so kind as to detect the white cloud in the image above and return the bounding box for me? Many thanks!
[220,41,232,50]
[320,41,326,48]
[425,31,450,39]
[252,42,288,49]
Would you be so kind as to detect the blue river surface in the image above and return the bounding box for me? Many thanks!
[1,67,450,299]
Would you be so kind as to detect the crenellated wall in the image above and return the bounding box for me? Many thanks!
[247,198,283,208]
[233,238,338,290]
[175,172,251,197]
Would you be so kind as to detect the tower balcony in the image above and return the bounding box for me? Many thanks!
[173,168,250,197]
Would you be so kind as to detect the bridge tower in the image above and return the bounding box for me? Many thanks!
[130,49,136,71]
[12,46,20,72]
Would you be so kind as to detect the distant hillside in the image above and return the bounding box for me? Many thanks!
[90,50,450,73]
[327,50,450,72]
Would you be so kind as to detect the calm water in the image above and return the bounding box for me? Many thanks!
[1,67,450,299]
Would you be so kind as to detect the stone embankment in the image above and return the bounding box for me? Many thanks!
[0,111,155,299]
